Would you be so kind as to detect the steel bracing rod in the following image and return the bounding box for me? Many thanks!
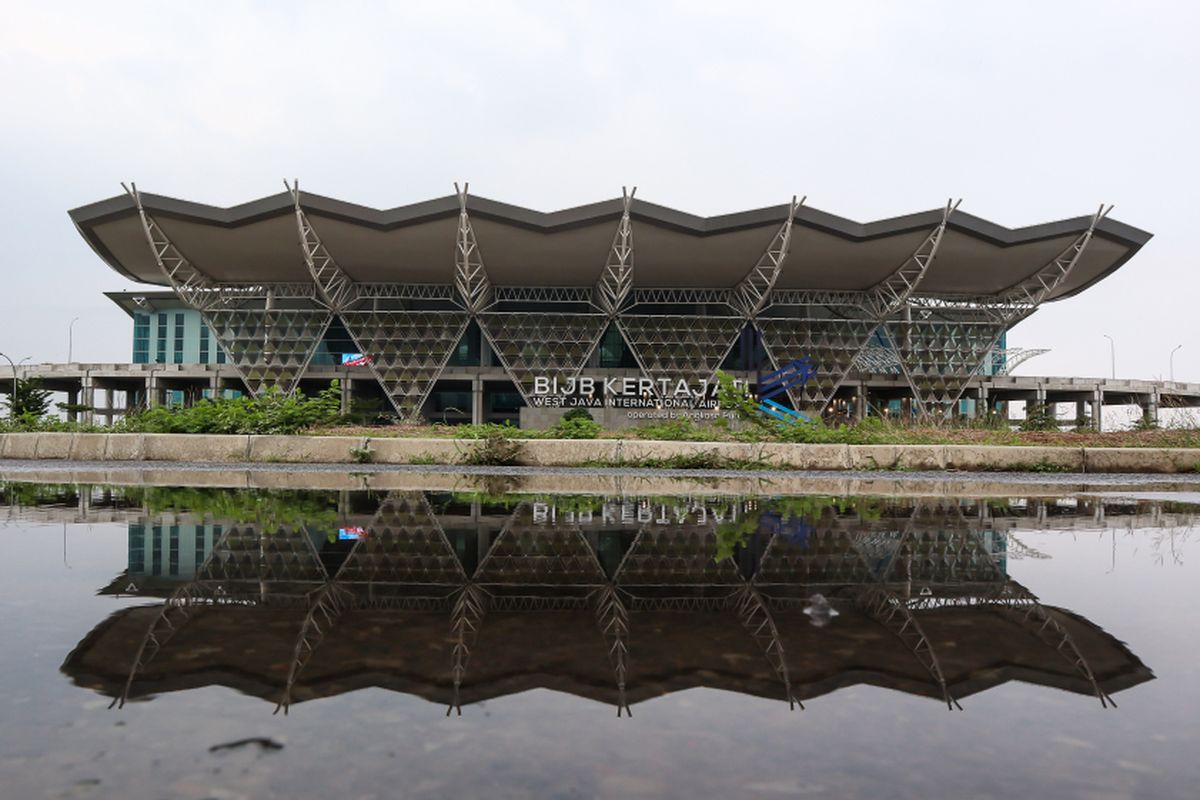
[285,179,359,311]
[733,196,804,320]
[275,579,357,715]
[454,182,493,313]
[355,283,456,301]
[595,187,637,316]
[493,286,595,304]
[733,580,801,710]
[593,583,632,717]
[112,526,236,709]
[630,287,736,307]
[123,182,218,311]
[447,582,488,716]
[867,198,961,317]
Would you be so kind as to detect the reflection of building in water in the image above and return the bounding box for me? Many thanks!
[60,491,1156,716]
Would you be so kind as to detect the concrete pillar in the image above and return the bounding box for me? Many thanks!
[1075,400,1086,428]
[853,383,866,422]
[147,373,160,407]
[1093,387,1104,432]
[472,378,484,425]
[340,375,352,415]
[102,388,114,425]
[977,386,989,420]
[81,374,95,425]
[67,388,79,422]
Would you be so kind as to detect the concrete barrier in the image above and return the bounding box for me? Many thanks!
[367,437,464,465]
[1083,447,1200,474]
[2,432,1200,473]
[247,435,364,464]
[945,445,1084,472]
[33,433,72,460]
[142,433,249,463]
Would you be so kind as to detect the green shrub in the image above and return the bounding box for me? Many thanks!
[561,407,595,423]
[117,382,343,435]
[459,430,525,466]
[552,415,601,439]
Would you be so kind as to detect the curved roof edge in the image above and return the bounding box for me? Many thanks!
[68,189,1153,296]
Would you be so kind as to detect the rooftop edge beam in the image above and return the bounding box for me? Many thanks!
[285,179,359,311]
[733,196,804,319]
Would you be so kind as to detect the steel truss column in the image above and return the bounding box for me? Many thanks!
[733,582,801,709]
[593,583,632,717]
[891,204,1110,421]
[124,182,219,311]
[285,179,358,311]
[447,582,488,715]
[867,199,959,317]
[733,196,804,320]
[125,182,334,397]
[594,187,636,316]
[754,199,956,417]
[454,183,493,313]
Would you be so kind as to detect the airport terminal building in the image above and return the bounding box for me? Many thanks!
[69,185,1151,426]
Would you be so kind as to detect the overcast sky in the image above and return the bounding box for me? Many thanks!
[0,1,1196,382]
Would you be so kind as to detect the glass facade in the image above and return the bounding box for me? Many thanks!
[155,313,167,364]
[173,313,185,364]
[132,313,150,364]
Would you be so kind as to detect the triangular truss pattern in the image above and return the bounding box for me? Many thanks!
[614,527,741,586]
[757,525,891,586]
[338,493,467,585]
[617,315,744,395]
[339,310,470,421]
[479,312,609,402]
[205,308,333,397]
[883,312,1005,418]
[474,506,607,585]
[757,316,879,415]
[199,524,328,587]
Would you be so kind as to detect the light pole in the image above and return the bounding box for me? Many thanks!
[1170,344,1182,382]
[68,317,80,363]
[0,352,30,419]
[1103,334,1115,379]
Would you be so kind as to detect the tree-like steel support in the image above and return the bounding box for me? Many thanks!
[275,579,357,715]
[447,582,488,716]
[890,204,1110,420]
[124,182,220,311]
[733,582,801,710]
[855,584,962,709]
[732,196,804,320]
[285,179,358,312]
[593,583,632,717]
[755,199,958,416]
[454,183,493,313]
[594,187,636,316]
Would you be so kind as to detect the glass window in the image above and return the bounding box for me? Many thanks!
[199,323,210,365]
[173,313,185,364]
[598,324,637,368]
[155,313,167,364]
[133,313,150,364]
[446,321,481,366]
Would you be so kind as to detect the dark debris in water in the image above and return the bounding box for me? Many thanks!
[208,737,283,754]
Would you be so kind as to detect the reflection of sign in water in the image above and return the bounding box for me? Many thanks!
[338,527,368,540]
[757,357,816,423]
[341,353,374,366]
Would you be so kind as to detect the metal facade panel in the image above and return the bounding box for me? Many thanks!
[757,316,879,415]
[617,315,743,394]
[338,310,470,421]
[479,312,608,401]
[205,308,334,397]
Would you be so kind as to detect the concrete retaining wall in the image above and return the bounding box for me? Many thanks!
[1,432,1200,473]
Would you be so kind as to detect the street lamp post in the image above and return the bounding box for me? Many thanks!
[68,317,80,363]
[1103,334,1115,379]
[0,352,30,419]
[1170,344,1183,382]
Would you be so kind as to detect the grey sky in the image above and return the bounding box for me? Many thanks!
[1,1,1196,381]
